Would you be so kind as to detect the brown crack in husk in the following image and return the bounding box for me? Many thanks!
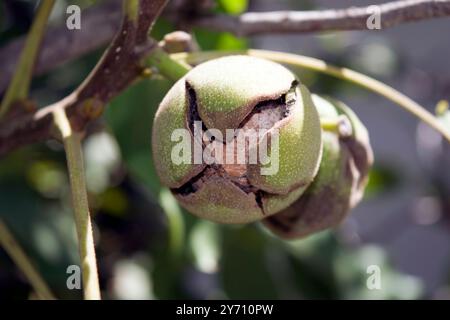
[172,80,298,215]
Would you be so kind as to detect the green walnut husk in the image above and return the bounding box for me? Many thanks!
[263,95,373,239]
[152,56,323,224]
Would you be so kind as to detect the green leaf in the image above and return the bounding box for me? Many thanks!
[194,30,248,51]
[217,0,248,15]
[220,225,278,299]
[215,33,248,50]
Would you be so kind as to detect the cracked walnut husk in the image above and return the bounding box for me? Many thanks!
[152,56,323,224]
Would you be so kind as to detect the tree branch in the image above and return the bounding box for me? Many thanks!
[1,0,449,97]
[0,0,122,96]
[187,0,450,36]
[0,0,174,157]
[2,0,450,157]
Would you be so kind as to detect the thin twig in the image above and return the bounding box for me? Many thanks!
[172,50,450,143]
[52,108,100,300]
[188,0,450,36]
[0,219,55,300]
[2,0,448,157]
[2,0,450,95]
[0,0,122,96]
[0,0,170,157]
[145,46,191,81]
[0,5,189,156]
[0,0,55,119]
[124,0,139,21]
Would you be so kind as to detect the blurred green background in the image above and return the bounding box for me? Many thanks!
[0,0,449,300]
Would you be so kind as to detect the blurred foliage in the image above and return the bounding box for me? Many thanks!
[2,0,445,300]
[436,100,450,131]
[365,165,401,198]
[216,0,248,15]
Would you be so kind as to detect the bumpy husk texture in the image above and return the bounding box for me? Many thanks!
[152,56,323,224]
[263,95,373,239]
